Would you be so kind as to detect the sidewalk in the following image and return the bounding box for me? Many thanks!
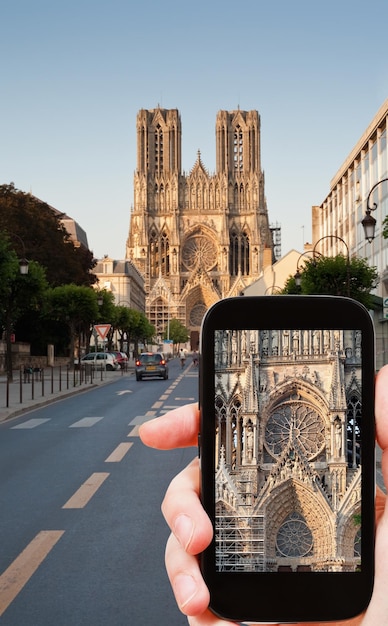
[0,366,134,423]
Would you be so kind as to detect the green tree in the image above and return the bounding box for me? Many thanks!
[45,285,99,366]
[382,215,388,239]
[283,254,379,309]
[0,233,48,379]
[0,183,96,286]
[164,318,189,349]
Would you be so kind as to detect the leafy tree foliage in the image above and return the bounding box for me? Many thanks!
[163,318,190,347]
[0,233,49,377]
[0,183,96,286]
[45,284,99,365]
[283,254,379,308]
[382,215,388,239]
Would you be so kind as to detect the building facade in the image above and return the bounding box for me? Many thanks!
[215,328,362,572]
[126,108,274,347]
[94,256,145,312]
[312,98,388,368]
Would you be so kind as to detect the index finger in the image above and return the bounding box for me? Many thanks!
[139,403,199,450]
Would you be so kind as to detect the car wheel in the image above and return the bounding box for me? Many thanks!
[164,372,168,379]
[136,374,142,381]
[106,364,113,371]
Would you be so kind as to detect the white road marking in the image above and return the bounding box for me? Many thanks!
[69,417,104,428]
[11,418,51,429]
[116,390,132,396]
[129,414,156,425]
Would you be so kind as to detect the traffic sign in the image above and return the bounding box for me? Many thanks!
[94,324,111,340]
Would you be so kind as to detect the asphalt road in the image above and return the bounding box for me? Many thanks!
[0,357,198,625]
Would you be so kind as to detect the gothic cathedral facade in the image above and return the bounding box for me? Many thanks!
[126,107,273,347]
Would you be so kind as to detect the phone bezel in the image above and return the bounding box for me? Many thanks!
[199,295,375,623]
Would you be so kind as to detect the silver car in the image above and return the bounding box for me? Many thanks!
[80,352,120,371]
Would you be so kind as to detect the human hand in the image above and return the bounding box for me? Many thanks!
[139,364,388,626]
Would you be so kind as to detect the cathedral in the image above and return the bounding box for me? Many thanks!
[214,328,362,572]
[126,107,274,347]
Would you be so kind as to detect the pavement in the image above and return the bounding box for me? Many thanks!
[0,365,134,423]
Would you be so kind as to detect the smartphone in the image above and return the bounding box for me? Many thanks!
[199,295,375,624]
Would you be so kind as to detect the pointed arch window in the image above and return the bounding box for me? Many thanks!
[155,123,163,172]
[229,230,250,276]
[347,392,362,468]
[149,229,170,278]
[233,124,243,171]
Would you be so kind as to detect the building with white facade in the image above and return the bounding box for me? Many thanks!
[94,256,145,312]
[312,98,388,368]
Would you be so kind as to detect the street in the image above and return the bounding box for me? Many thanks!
[0,357,198,625]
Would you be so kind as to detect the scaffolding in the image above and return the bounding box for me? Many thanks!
[215,514,265,571]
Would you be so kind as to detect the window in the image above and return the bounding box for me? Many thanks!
[347,393,362,468]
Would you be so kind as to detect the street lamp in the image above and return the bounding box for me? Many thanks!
[294,236,350,296]
[361,177,388,242]
[294,249,322,287]
[7,232,29,275]
[313,235,350,297]
[5,233,29,381]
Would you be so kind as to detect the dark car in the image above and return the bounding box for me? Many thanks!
[135,352,168,381]
[111,351,129,369]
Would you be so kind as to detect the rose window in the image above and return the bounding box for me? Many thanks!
[276,512,313,558]
[190,303,207,326]
[182,235,217,271]
[265,402,325,460]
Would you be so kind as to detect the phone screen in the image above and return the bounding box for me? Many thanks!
[200,296,375,623]
[213,327,362,574]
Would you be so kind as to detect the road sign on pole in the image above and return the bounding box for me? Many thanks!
[94,324,111,340]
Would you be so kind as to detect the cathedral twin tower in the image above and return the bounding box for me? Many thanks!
[126,107,273,346]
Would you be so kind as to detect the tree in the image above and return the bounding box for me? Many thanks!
[0,183,96,286]
[283,254,379,309]
[0,233,48,379]
[45,285,99,366]
[382,215,388,239]
[163,318,189,349]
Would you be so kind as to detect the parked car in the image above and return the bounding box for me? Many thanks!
[111,351,129,369]
[80,352,120,371]
[135,352,168,381]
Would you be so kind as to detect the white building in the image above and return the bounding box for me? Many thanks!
[312,98,388,368]
[94,256,145,312]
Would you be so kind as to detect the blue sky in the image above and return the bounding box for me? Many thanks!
[1,0,387,259]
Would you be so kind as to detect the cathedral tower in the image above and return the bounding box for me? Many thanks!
[126,107,273,347]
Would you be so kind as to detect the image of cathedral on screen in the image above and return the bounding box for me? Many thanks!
[126,107,275,347]
[214,328,362,572]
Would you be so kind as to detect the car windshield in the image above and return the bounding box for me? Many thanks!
[140,354,162,364]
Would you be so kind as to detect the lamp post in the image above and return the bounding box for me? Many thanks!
[5,234,29,381]
[313,235,350,297]
[294,236,350,296]
[361,177,388,242]
[294,249,322,288]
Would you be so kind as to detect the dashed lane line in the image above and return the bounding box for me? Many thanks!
[11,418,51,429]
[0,530,64,617]
[62,472,110,509]
[69,417,104,428]
[105,442,133,462]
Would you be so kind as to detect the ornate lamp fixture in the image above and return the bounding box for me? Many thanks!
[361,178,388,243]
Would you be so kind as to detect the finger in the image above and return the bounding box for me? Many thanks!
[375,364,388,451]
[139,403,199,450]
[162,458,213,556]
[165,533,210,617]
[375,365,388,491]
[361,493,388,625]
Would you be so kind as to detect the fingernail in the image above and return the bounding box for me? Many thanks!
[173,573,198,609]
[174,514,194,550]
